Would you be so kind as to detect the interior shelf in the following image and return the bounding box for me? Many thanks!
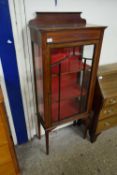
[51,47,81,64]
[52,73,86,102]
[52,99,80,122]
[51,48,90,122]
[51,55,90,76]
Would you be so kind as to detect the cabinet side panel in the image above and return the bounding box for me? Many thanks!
[33,44,44,121]
[87,29,105,112]
[89,78,103,135]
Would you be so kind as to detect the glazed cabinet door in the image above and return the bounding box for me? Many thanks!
[33,43,45,121]
[48,42,97,124]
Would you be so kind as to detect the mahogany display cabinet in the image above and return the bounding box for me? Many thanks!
[29,12,106,154]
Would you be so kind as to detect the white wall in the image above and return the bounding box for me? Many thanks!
[8,0,38,140]
[25,0,117,65]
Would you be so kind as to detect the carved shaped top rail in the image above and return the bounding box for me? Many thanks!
[29,12,86,30]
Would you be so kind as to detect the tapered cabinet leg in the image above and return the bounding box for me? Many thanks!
[83,119,89,139]
[90,133,100,143]
[45,130,49,155]
[37,116,41,139]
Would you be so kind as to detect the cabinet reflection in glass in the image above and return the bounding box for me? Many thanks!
[50,44,95,122]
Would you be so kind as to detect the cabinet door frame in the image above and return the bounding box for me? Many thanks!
[44,39,100,127]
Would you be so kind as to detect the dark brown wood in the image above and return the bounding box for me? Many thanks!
[89,64,117,142]
[31,42,42,139]
[45,130,49,155]
[87,29,105,112]
[37,115,41,139]
[89,79,103,142]
[90,133,100,143]
[0,87,20,174]
[46,29,101,44]
[42,36,52,128]
[29,12,106,154]
[29,12,86,28]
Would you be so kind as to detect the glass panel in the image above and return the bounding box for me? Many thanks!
[34,44,44,121]
[50,45,95,122]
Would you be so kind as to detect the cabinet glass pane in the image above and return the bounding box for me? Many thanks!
[34,44,44,121]
[50,45,95,122]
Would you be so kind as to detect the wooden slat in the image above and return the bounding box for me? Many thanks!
[0,87,3,104]
[0,123,8,146]
[98,63,117,76]
[0,86,20,174]
[98,73,117,99]
[0,162,16,175]
[0,144,12,165]
[47,29,101,44]
[96,115,117,133]
[104,96,117,107]
[99,103,117,120]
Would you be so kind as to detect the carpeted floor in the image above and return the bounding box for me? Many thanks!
[16,125,117,175]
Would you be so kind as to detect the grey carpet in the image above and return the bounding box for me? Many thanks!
[16,125,117,175]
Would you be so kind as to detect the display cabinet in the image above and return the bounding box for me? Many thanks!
[29,12,106,154]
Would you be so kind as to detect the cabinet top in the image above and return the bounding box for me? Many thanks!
[98,63,117,98]
[29,12,106,31]
[98,63,117,76]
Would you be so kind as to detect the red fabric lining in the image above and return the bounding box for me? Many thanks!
[51,48,89,122]
[52,74,86,102]
[52,99,80,122]
[52,56,84,74]
[51,73,85,122]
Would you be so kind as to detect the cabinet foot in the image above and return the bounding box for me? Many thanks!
[90,133,100,143]
[90,135,97,143]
